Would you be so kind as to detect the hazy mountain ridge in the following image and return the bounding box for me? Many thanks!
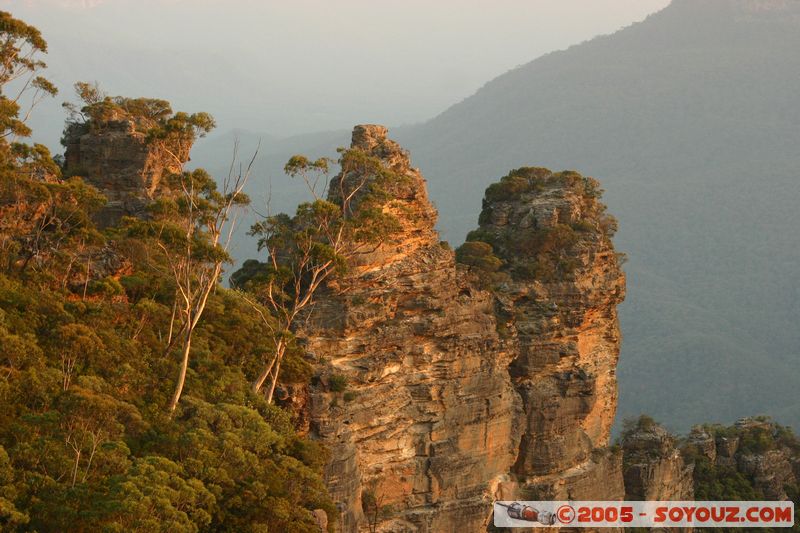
[395,0,800,431]
[202,0,800,431]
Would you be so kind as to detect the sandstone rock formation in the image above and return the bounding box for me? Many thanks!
[732,418,797,500]
[737,449,796,500]
[473,167,626,505]
[298,126,626,532]
[63,110,188,226]
[685,426,717,463]
[622,421,694,502]
[681,417,799,503]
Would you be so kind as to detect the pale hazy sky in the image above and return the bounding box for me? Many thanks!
[6,0,670,148]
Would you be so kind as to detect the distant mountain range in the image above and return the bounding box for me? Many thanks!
[193,0,800,432]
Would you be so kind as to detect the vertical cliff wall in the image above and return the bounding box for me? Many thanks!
[63,112,189,226]
[623,421,694,502]
[300,125,520,531]
[298,126,626,532]
[472,167,626,505]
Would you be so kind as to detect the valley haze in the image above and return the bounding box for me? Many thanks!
[11,0,800,434]
[2,2,800,532]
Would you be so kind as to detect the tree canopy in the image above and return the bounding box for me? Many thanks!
[0,12,334,532]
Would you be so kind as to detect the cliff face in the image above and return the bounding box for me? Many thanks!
[623,423,694,502]
[474,167,626,503]
[63,114,188,226]
[300,126,521,532]
[299,126,626,532]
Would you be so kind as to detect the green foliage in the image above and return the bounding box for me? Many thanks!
[484,167,549,202]
[128,168,246,271]
[571,219,596,233]
[94,455,215,532]
[328,374,348,393]
[64,81,172,128]
[738,427,777,455]
[0,150,106,279]
[483,167,597,203]
[247,199,349,285]
[456,241,502,272]
[467,167,618,283]
[454,240,509,287]
[285,154,330,178]
[0,446,28,527]
[691,455,760,501]
[63,81,213,139]
[0,11,58,141]
[228,258,265,290]
[162,398,335,531]
[0,14,333,528]
[467,223,580,281]
[677,419,800,530]
[243,146,406,293]
[0,264,333,531]
[234,146,405,399]
[343,391,357,403]
[123,165,250,412]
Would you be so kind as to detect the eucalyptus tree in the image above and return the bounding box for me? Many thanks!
[234,147,403,402]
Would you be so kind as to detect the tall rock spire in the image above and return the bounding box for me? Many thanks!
[295,128,627,532]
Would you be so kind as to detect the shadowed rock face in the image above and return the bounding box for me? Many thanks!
[623,423,694,502]
[299,126,627,532]
[63,117,188,226]
[732,418,797,501]
[622,423,694,533]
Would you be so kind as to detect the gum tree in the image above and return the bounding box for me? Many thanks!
[0,10,58,141]
[142,166,250,413]
[234,147,403,402]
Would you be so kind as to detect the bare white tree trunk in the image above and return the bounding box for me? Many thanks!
[168,316,193,413]
[252,338,285,394]
[265,354,283,404]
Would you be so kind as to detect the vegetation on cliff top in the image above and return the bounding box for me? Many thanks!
[457,167,618,284]
[686,418,800,506]
[620,415,800,531]
[63,81,215,146]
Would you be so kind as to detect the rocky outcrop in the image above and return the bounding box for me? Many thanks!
[474,167,626,504]
[714,434,740,468]
[302,126,520,532]
[300,126,626,532]
[621,421,694,533]
[681,417,799,503]
[737,449,795,500]
[622,422,694,502]
[63,112,188,226]
[732,418,797,500]
[685,426,716,463]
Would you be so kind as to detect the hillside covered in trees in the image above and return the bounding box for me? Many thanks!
[0,12,334,531]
